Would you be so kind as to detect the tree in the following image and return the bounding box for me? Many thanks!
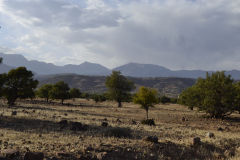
[159,95,171,104]
[105,71,135,107]
[69,88,81,101]
[179,71,237,118]
[2,67,38,105]
[133,86,158,119]
[50,81,70,104]
[37,84,53,102]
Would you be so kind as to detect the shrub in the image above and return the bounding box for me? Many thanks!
[141,119,155,126]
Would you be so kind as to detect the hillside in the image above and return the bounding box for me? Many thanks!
[37,74,196,97]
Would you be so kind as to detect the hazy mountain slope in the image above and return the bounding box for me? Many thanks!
[1,52,240,79]
[114,63,240,79]
[114,63,172,77]
[0,53,111,75]
[0,63,14,73]
[37,74,196,97]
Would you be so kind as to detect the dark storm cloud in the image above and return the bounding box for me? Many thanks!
[1,0,240,70]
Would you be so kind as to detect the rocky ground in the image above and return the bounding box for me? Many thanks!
[0,99,240,160]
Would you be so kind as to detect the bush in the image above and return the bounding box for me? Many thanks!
[103,127,132,138]
[141,119,155,126]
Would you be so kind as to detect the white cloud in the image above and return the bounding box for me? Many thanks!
[0,0,240,70]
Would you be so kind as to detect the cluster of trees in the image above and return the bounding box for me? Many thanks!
[37,81,81,104]
[178,71,240,118]
[0,67,38,105]
[0,59,173,120]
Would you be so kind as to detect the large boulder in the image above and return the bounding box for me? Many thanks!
[24,152,44,160]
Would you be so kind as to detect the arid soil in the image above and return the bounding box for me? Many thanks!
[0,99,240,160]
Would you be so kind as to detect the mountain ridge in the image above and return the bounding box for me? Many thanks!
[1,52,240,79]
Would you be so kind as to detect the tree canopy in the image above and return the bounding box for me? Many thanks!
[37,84,53,102]
[134,86,158,119]
[2,67,38,105]
[50,81,70,104]
[105,71,135,107]
[178,71,237,118]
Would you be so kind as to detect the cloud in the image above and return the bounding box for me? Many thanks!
[0,0,240,70]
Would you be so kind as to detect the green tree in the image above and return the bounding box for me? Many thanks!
[133,86,158,119]
[2,67,38,105]
[50,81,70,104]
[179,71,237,118]
[159,95,171,104]
[105,71,135,107]
[69,88,81,101]
[37,84,53,102]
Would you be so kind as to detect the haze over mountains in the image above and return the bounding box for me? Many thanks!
[1,52,240,79]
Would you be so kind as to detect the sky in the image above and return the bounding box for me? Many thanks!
[0,0,240,70]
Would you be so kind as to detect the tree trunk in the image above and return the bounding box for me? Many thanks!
[46,98,49,103]
[61,99,64,105]
[118,101,122,108]
[146,108,149,119]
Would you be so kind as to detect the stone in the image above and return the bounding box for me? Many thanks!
[101,122,108,127]
[206,132,215,138]
[144,136,158,143]
[193,137,201,146]
[0,149,20,159]
[57,152,71,157]
[96,152,108,160]
[24,152,44,160]
[70,122,86,131]
[131,120,137,125]
[11,111,17,116]
[224,149,235,157]
[182,117,185,122]
[217,127,224,131]
[59,120,68,129]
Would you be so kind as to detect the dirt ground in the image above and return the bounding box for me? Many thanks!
[0,98,240,160]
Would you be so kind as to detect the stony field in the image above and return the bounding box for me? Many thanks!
[0,99,240,160]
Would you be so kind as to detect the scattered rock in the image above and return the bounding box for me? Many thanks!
[64,113,68,116]
[116,118,121,123]
[59,120,68,129]
[144,136,158,143]
[24,152,44,160]
[182,117,185,122]
[101,122,108,127]
[57,152,71,157]
[70,122,87,131]
[11,111,17,116]
[96,152,108,160]
[193,137,201,146]
[217,127,224,131]
[131,120,137,125]
[206,132,215,138]
[224,149,235,157]
[0,149,20,159]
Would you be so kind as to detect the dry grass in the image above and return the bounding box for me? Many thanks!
[0,98,240,159]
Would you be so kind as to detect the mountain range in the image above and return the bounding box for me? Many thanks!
[1,52,240,79]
